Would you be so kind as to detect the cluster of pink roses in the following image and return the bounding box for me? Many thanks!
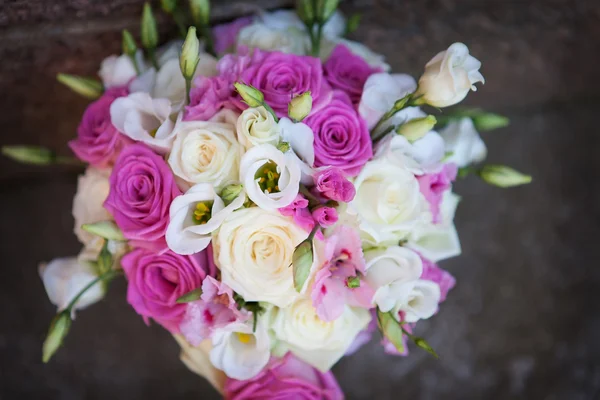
[33,5,513,398]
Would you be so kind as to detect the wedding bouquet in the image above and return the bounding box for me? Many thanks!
[3,1,532,398]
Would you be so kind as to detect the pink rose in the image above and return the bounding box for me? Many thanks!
[180,275,249,346]
[212,17,253,55]
[236,50,332,117]
[69,87,132,167]
[305,91,372,176]
[312,206,338,227]
[313,167,356,203]
[420,255,455,302]
[324,44,380,105]
[417,163,458,223]
[121,248,215,333]
[104,143,181,252]
[224,353,343,400]
[184,76,236,121]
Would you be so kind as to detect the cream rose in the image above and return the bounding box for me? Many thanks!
[236,106,281,150]
[210,320,271,380]
[414,42,485,108]
[240,144,301,210]
[173,334,226,394]
[168,110,242,191]
[365,246,423,312]
[349,157,428,245]
[166,183,246,255]
[72,167,111,247]
[269,297,371,371]
[213,207,308,307]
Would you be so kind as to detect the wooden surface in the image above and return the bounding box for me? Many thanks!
[1,1,600,399]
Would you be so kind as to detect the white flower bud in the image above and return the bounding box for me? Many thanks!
[180,27,201,80]
[479,165,532,188]
[396,115,437,142]
[288,91,313,122]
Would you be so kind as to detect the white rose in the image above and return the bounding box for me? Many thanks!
[440,117,487,167]
[98,53,140,89]
[415,42,485,107]
[213,207,308,307]
[408,191,462,262]
[236,106,281,150]
[110,92,176,153]
[358,73,417,130]
[375,130,445,175]
[240,144,301,210]
[269,297,371,371]
[173,334,226,394]
[166,183,245,255]
[210,320,271,380]
[394,279,441,323]
[365,246,423,312]
[39,255,104,316]
[72,167,111,247]
[168,110,242,191]
[350,157,428,245]
[237,23,309,54]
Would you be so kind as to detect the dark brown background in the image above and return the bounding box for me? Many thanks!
[1,0,600,399]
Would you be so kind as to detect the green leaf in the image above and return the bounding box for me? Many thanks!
[2,145,55,165]
[412,336,439,359]
[479,164,532,188]
[176,287,203,303]
[57,74,103,99]
[81,221,125,241]
[376,309,405,353]
[292,240,313,292]
[42,312,71,363]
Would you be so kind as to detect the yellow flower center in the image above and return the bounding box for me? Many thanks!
[255,161,280,194]
[236,332,253,344]
[193,200,214,225]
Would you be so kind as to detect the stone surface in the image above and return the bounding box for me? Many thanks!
[1,1,599,399]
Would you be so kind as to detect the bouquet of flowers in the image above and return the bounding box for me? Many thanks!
[3,0,532,398]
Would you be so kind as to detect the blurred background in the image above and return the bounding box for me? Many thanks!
[1,0,599,399]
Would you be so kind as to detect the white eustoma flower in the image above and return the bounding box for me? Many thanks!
[110,92,176,153]
[358,73,418,130]
[440,117,487,167]
[269,297,371,372]
[375,130,445,175]
[240,144,301,210]
[278,117,315,185]
[168,110,242,191]
[408,191,462,262]
[395,279,441,323]
[236,106,281,150]
[39,256,104,317]
[210,320,271,380]
[365,246,423,312]
[415,42,485,108]
[72,167,111,248]
[237,23,309,54]
[98,53,142,88]
[213,208,308,308]
[166,183,245,255]
[350,157,429,245]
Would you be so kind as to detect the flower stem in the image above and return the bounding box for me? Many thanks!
[185,77,192,105]
[65,269,122,313]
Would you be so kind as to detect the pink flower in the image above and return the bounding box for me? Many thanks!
[305,91,372,176]
[311,225,374,321]
[104,143,181,253]
[420,255,455,302]
[180,276,249,346]
[121,248,215,333]
[312,206,338,227]
[236,50,332,117]
[313,167,356,202]
[212,17,253,55]
[278,194,318,234]
[324,44,380,105]
[184,76,236,121]
[69,87,132,167]
[224,353,343,400]
[417,163,458,223]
